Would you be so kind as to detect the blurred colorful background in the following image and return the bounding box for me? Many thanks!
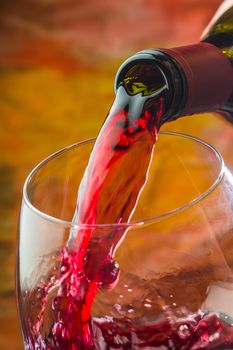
[1,0,233,349]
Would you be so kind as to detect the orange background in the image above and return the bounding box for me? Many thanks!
[1,1,233,349]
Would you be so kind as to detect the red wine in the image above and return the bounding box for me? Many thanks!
[22,66,169,349]
[23,250,233,349]
[92,312,233,349]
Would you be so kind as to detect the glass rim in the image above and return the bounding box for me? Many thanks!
[23,131,225,229]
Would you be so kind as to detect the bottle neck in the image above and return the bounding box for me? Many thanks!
[159,42,233,117]
[115,43,233,123]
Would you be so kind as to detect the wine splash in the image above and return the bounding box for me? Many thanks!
[92,311,233,349]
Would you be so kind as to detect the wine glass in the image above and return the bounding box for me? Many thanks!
[17,132,233,349]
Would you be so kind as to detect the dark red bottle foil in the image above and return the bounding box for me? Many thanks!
[160,42,233,116]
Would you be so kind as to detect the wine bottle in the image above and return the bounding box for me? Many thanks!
[114,1,233,124]
[202,0,233,120]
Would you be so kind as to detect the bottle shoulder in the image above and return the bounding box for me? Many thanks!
[202,1,233,40]
[203,3,233,119]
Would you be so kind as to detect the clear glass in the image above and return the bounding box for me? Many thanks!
[17,132,233,349]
